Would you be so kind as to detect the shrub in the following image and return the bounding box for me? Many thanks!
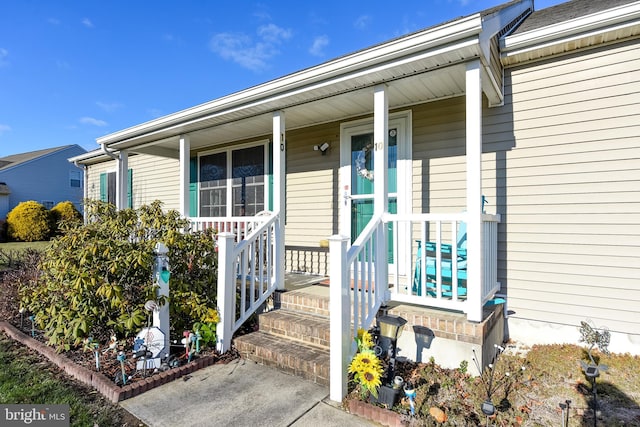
[0,249,43,322]
[50,201,82,234]
[19,200,218,351]
[7,201,51,242]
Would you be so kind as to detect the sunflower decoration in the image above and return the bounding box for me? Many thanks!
[349,329,384,398]
[356,328,375,351]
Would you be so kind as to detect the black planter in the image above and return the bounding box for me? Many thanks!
[371,385,401,408]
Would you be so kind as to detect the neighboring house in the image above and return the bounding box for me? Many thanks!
[0,145,87,218]
[71,0,640,397]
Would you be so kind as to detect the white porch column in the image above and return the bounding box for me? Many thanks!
[273,111,286,290]
[216,232,236,353]
[373,85,389,296]
[466,60,483,322]
[329,234,351,402]
[373,85,389,216]
[179,135,191,218]
[116,149,128,210]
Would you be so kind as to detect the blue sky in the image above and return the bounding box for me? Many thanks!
[0,0,565,157]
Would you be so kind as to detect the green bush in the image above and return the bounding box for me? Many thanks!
[19,200,218,351]
[50,201,82,234]
[7,201,51,242]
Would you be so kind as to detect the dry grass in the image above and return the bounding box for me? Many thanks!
[349,342,640,426]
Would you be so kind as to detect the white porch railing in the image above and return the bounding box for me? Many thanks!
[190,215,271,243]
[385,212,501,311]
[329,214,389,401]
[195,213,280,353]
[328,212,500,402]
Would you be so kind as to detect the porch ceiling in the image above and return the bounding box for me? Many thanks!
[185,63,471,150]
[125,59,475,158]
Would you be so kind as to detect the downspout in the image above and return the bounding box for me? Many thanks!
[101,143,118,160]
[72,160,88,223]
[101,143,124,209]
[493,293,509,343]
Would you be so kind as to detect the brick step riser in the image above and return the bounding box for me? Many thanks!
[274,291,330,316]
[258,314,330,349]
[234,334,329,386]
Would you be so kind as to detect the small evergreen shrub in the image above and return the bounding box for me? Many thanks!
[6,201,51,242]
[50,201,82,234]
[20,200,218,350]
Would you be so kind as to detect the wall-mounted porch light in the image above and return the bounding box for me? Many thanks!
[313,142,330,155]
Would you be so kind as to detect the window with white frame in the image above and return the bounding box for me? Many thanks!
[69,170,82,188]
[199,144,267,217]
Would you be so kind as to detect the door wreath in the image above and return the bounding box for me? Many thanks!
[355,142,374,181]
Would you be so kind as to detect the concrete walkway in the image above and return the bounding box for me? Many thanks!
[120,358,376,427]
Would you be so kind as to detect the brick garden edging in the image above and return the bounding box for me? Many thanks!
[0,321,217,403]
[347,398,407,427]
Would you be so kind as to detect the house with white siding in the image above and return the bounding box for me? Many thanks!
[71,0,639,401]
[0,145,86,218]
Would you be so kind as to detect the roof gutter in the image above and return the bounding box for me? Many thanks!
[501,1,640,54]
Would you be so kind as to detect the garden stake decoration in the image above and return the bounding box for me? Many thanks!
[93,343,100,371]
[19,307,24,330]
[189,332,198,360]
[559,399,571,427]
[473,344,516,426]
[578,320,610,427]
[103,334,118,354]
[195,331,202,354]
[182,331,193,361]
[83,337,101,371]
[404,382,417,416]
[28,315,35,337]
[117,351,128,385]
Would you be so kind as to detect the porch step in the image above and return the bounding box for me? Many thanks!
[234,289,330,386]
[234,331,330,386]
[274,288,330,316]
[258,309,330,348]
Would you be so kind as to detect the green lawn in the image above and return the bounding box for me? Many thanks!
[0,241,51,270]
[0,241,52,252]
[0,334,143,427]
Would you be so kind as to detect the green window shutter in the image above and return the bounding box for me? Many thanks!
[99,172,107,202]
[189,157,198,217]
[268,142,273,211]
[127,168,133,208]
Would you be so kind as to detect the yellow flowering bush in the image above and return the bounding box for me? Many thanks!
[348,328,384,398]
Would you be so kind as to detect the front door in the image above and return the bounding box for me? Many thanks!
[340,113,411,271]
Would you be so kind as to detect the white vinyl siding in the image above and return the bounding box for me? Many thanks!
[408,39,640,337]
[490,40,640,336]
[128,155,180,210]
[285,124,338,247]
[86,155,180,211]
[284,124,338,274]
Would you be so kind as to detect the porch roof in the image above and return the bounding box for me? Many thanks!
[501,0,640,65]
[72,0,533,165]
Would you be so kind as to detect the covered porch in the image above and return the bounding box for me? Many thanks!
[87,0,532,404]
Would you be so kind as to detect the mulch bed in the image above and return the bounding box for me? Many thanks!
[0,265,256,404]
[0,315,241,403]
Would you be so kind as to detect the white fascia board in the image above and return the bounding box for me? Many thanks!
[68,149,110,165]
[480,0,533,61]
[98,15,482,148]
[502,1,640,53]
[107,38,481,151]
